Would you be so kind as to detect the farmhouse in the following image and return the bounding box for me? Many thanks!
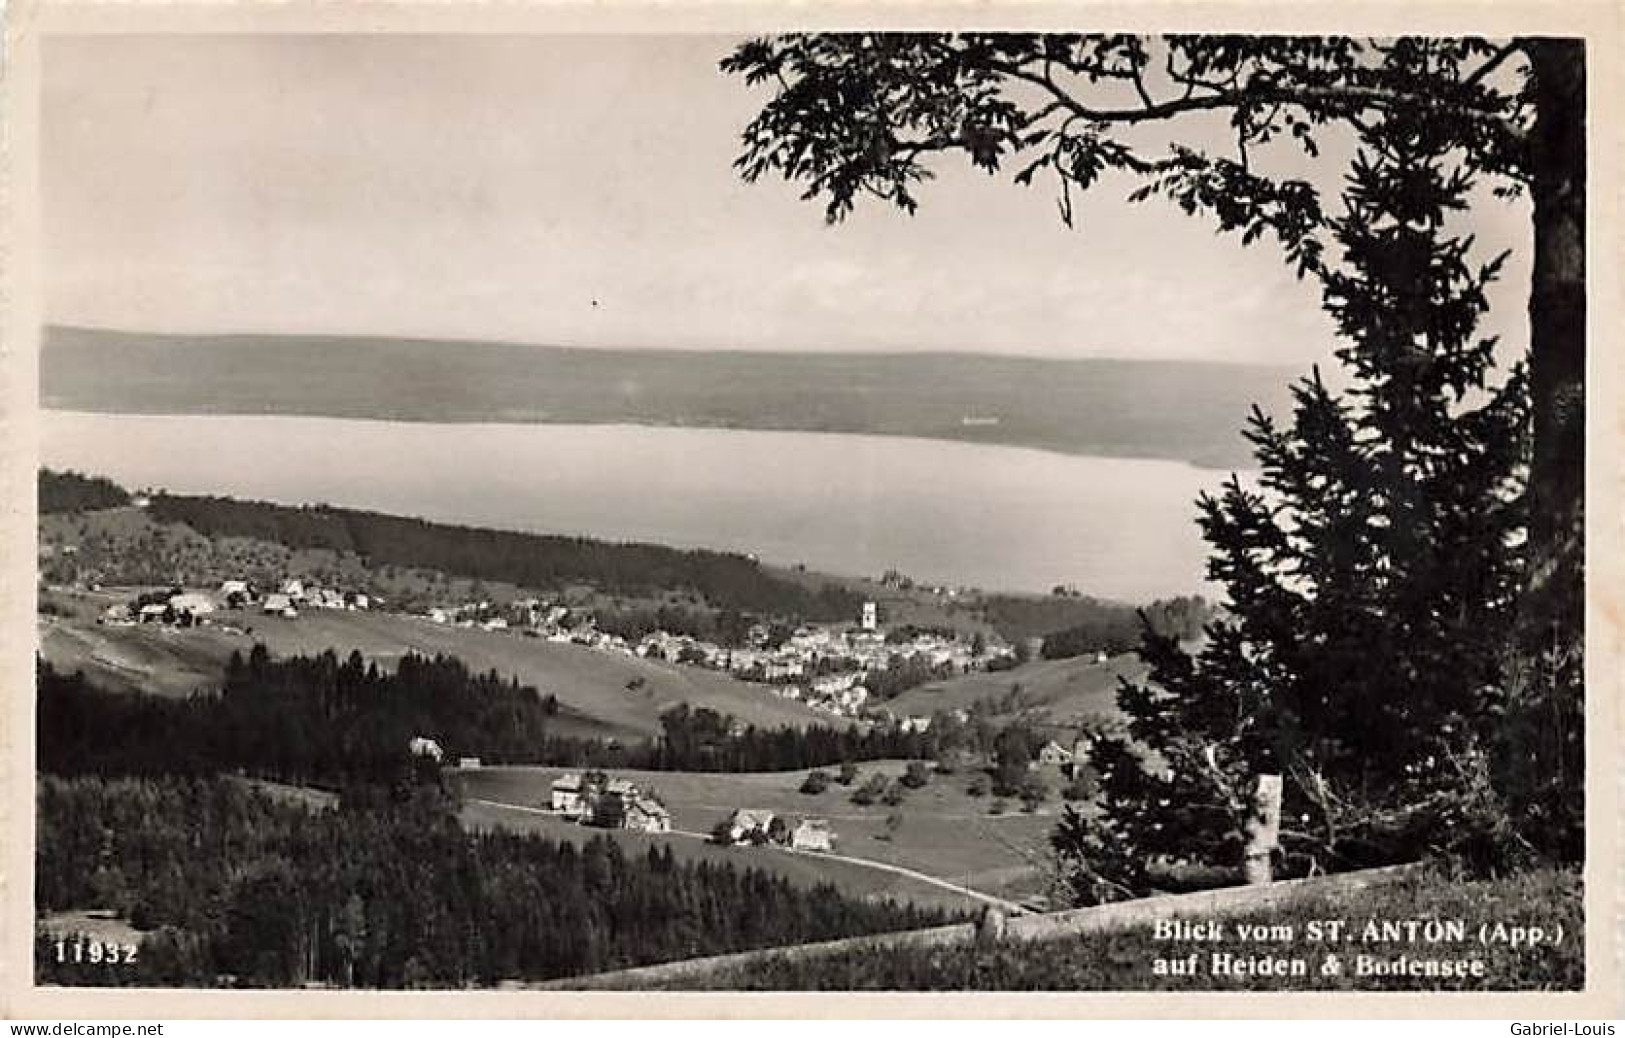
[790,818,834,852]
[1036,740,1075,769]
[307,587,346,610]
[407,736,444,763]
[167,592,216,619]
[727,809,776,844]
[138,603,169,624]
[625,797,672,834]
[261,593,294,616]
[551,773,585,815]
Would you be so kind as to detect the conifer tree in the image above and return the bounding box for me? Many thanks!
[1054,78,1537,902]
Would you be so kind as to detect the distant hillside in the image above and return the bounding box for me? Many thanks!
[43,326,1295,468]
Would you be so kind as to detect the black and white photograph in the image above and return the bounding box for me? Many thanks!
[3,9,1618,1014]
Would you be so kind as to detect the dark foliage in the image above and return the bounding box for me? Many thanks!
[861,655,958,699]
[1058,60,1544,901]
[38,652,559,785]
[39,469,131,514]
[37,658,936,782]
[35,775,950,988]
[650,703,932,773]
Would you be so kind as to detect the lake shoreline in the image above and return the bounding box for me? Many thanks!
[42,409,1231,601]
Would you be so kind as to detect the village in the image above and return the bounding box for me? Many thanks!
[421,596,1015,720]
[89,572,1015,722]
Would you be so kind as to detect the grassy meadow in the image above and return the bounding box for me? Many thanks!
[458,762,1065,908]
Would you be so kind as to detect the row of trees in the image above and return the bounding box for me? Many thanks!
[39,651,561,785]
[36,775,950,987]
[650,703,933,772]
[37,655,940,784]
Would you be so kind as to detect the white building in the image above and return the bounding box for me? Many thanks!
[790,818,834,852]
[262,593,293,615]
[551,773,585,815]
[861,601,879,631]
[407,736,444,763]
[168,592,216,618]
[625,797,672,834]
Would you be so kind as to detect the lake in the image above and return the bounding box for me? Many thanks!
[42,410,1241,602]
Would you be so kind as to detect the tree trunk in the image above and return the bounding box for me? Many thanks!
[1501,38,1586,862]
[1523,38,1586,643]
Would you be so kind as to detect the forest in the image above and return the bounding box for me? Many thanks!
[37,654,937,783]
[36,775,950,987]
[147,488,861,619]
[38,468,131,514]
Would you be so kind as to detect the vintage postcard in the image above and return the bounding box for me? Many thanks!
[1,0,1620,1020]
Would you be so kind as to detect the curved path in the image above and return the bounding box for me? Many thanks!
[467,798,1027,914]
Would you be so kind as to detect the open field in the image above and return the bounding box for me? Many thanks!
[38,591,844,741]
[887,652,1142,727]
[457,762,1064,908]
[38,612,231,700]
[458,800,990,915]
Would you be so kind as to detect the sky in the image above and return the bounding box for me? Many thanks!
[42,34,1533,367]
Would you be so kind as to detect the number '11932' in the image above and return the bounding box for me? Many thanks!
[53,936,138,965]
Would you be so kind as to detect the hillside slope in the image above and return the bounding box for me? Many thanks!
[39,592,841,741]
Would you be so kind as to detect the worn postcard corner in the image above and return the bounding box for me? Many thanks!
[1,0,1622,1020]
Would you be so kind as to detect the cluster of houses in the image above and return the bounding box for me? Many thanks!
[101,578,374,627]
[548,772,673,834]
[541,773,836,852]
[414,595,1012,722]
[634,610,1011,720]
[718,808,835,852]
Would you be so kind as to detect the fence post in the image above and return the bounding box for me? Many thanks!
[1244,773,1283,885]
[975,906,1007,944]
